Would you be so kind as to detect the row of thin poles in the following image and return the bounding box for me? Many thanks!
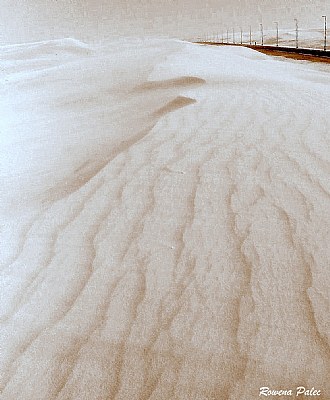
[201,16,327,51]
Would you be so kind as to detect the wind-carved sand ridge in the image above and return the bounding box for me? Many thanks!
[0,39,329,399]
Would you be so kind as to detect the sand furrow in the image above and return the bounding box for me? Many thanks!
[1,40,330,399]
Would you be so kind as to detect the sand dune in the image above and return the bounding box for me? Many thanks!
[0,38,329,399]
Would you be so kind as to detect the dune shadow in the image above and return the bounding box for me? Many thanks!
[153,96,196,117]
[42,125,155,204]
[135,76,206,91]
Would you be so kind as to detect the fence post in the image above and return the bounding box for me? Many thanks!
[260,23,264,46]
[322,15,327,51]
[294,18,298,48]
[274,22,279,46]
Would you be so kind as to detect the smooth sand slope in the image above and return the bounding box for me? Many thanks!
[0,38,330,400]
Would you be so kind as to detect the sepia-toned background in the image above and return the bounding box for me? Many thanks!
[0,0,329,44]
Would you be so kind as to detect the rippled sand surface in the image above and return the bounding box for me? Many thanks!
[1,38,329,399]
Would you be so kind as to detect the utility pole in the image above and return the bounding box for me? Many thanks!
[294,18,298,48]
[260,23,264,46]
[274,22,279,46]
[233,27,235,44]
[222,31,224,44]
[322,15,327,51]
[227,29,229,44]
[249,25,252,45]
[240,27,243,44]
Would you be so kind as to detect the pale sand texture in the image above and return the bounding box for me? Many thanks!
[0,39,330,399]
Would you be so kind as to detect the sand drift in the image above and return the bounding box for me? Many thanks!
[0,38,330,399]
